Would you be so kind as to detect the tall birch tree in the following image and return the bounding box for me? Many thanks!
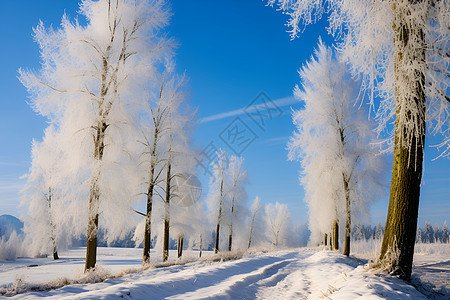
[207,150,229,254]
[226,155,247,251]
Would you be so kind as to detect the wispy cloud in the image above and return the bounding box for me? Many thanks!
[262,136,290,146]
[0,161,25,167]
[0,184,24,192]
[199,96,299,124]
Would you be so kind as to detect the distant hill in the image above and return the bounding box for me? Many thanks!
[0,215,24,239]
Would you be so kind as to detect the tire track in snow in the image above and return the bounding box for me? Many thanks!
[25,251,300,299]
[169,257,296,299]
[170,249,317,299]
[255,249,315,299]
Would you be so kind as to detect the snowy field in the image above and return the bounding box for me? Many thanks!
[1,245,448,299]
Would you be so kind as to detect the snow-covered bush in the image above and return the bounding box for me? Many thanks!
[0,232,26,260]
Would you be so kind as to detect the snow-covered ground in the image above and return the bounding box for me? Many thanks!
[0,246,448,299]
[412,246,450,299]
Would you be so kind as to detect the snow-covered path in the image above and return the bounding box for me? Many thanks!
[6,248,430,299]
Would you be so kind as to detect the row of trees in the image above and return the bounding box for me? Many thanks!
[272,0,449,280]
[205,150,292,252]
[349,221,449,243]
[417,221,450,243]
[352,223,385,241]
[19,0,200,271]
[19,0,300,271]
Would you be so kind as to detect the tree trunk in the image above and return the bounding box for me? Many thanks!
[143,126,159,264]
[84,47,112,271]
[379,0,426,281]
[47,187,59,260]
[248,211,256,249]
[85,121,106,271]
[177,235,184,259]
[343,176,351,256]
[228,195,235,251]
[199,234,203,258]
[324,233,328,246]
[214,222,220,254]
[214,176,224,254]
[162,161,171,262]
[163,218,170,262]
[333,220,339,250]
[85,177,99,271]
[329,234,332,250]
[143,178,154,264]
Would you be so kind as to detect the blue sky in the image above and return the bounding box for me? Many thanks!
[0,0,448,228]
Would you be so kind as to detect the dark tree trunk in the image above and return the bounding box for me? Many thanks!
[177,235,184,259]
[47,187,59,260]
[163,219,170,262]
[85,178,100,271]
[379,128,424,280]
[228,195,235,251]
[333,220,339,251]
[324,233,328,246]
[343,176,351,257]
[143,123,159,264]
[248,211,257,249]
[163,161,171,262]
[199,234,203,258]
[85,190,99,271]
[329,235,332,250]
[143,180,154,264]
[214,177,224,254]
[379,0,426,281]
[214,222,220,254]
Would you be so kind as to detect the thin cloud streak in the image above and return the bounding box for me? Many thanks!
[0,161,24,167]
[199,96,299,124]
[262,136,290,146]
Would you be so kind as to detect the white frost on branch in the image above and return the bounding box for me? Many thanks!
[265,202,290,247]
[20,0,172,249]
[269,0,449,154]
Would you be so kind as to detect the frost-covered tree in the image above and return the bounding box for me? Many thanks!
[265,202,290,247]
[442,221,449,243]
[293,223,311,247]
[226,155,248,251]
[270,0,449,279]
[375,222,384,240]
[423,222,434,243]
[133,71,191,263]
[352,224,365,241]
[416,226,423,243]
[137,72,188,264]
[434,224,441,243]
[181,201,211,257]
[20,0,171,271]
[287,41,385,256]
[22,126,66,259]
[163,122,198,261]
[207,150,229,253]
[248,196,263,249]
